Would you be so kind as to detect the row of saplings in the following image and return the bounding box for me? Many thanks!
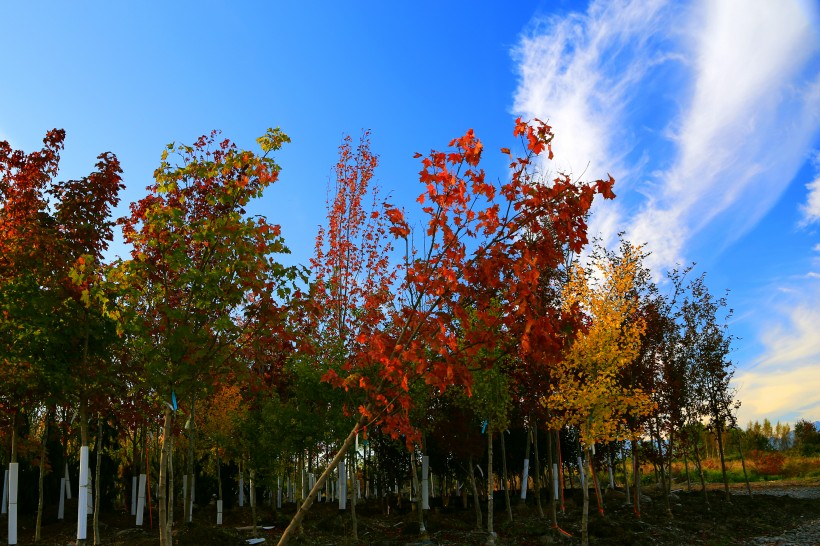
[3,421,714,544]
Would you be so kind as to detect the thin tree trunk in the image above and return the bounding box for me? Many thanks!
[581,448,590,546]
[217,451,223,502]
[683,448,692,492]
[468,454,482,530]
[409,449,426,538]
[590,446,604,517]
[11,411,18,463]
[186,394,196,523]
[500,429,512,523]
[35,410,49,542]
[714,424,730,503]
[93,414,102,545]
[216,451,223,525]
[168,432,174,533]
[158,406,172,546]
[521,424,532,503]
[632,440,641,518]
[623,444,631,506]
[691,435,709,506]
[486,427,495,545]
[533,426,544,518]
[78,398,89,545]
[655,425,671,518]
[556,431,566,513]
[350,450,358,541]
[250,468,258,535]
[547,429,557,528]
[734,428,752,497]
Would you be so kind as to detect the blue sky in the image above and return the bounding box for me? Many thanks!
[2,0,819,427]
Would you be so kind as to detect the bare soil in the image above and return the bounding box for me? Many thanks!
[8,480,820,545]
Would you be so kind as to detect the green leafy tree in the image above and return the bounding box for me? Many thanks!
[119,128,296,546]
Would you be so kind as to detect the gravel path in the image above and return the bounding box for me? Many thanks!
[743,488,820,546]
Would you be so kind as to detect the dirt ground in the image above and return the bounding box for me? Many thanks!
[8,480,820,545]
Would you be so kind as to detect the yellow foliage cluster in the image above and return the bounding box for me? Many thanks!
[546,244,655,446]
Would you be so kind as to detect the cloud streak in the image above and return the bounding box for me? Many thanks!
[734,281,820,424]
[513,0,820,270]
[802,153,820,225]
[513,0,820,425]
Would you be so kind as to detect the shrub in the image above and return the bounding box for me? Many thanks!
[749,450,785,476]
[782,456,820,478]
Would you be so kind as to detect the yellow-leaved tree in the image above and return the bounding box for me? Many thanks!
[547,242,654,546]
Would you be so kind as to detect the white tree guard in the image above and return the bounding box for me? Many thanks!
[577,456,585,489]
[421,455,430,510]
[188,477,195,522]
[520,459,530,499]
[8,463,18,545]
[76,447,89,540]
[553,463,559,500]
[136,474,146,526]
[338,460,347,510]
[216,499,223,525]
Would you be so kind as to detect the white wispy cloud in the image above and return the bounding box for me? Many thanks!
[513,0,820,426]
[802,153,820,225]
[633,0,820,267]
[512,0,677,250]
[513,0,820,271]
[735,283,820,424]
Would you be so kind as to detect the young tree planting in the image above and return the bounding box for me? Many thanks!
[278,118,617,545]
[119,128,297,546]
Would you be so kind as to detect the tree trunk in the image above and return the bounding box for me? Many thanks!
[623,444,631,506]
[734,428,752,497]
[168,432,174,534]
[655,425,671,518]
[486,428,495,545]
[632,440,641,518]
[349,450,358,541]
[217,451,223,502]
[11,411,18,463]
[500,429,512,523]
[520,424,532,503]
[683,449,692,492]
[556,430,566,513]
[93,414,102,545]
[533,426,544,517]
[590,446,604,517]
[277,417,363,546]
[581,448,590,546]
[216,451,223,525]
[35,410,49,542]
[409,449,426,538]
[250,468,258,535]
[78,398,89,545]
[691,435,709,506]
[158,406,172,546]
[185,394,196,524]
[714,424,730,503]
[547,429,557,528]
[468,454,482,530]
